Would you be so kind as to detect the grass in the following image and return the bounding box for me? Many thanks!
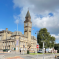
[29,53,59,55]
[29,53,43,55]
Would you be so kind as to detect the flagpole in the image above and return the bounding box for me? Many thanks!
[32,29,34,36]
[32,29,33,36]
[32,29,34,52]
[17,23,18,35]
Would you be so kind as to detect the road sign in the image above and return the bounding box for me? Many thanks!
[37,45,39,48]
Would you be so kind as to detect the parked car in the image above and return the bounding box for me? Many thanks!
[3,49,9,52]
[37,49,43,53]
[3,49,11,52]
[8,50,11,52]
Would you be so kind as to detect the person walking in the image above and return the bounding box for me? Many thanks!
[20,49,21,54]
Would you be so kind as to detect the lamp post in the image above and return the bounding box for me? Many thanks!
[17,23,18,35]
[41,41,44,59]
[41,34,45,59]
[19,37,21,51]
[35,31,39,44]
[15,41,16,54]
[35,31,39,59]
[19,37,21,54]
[22,37,24,55]
[6,29,7,49]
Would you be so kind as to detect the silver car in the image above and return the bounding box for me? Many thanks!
[37,49,43,53]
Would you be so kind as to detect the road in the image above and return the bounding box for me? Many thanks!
[0,52,58,59]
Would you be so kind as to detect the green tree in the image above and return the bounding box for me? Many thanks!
[54,44,59,53]
[37,28,55,53]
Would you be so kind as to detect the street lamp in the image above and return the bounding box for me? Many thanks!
[19,37,21,49]
[41,34,45,59]
[23,38,25,55]
[41,41,45,59]
[6,29,8,49]
[35,31,39,59]
[35,31,39,43]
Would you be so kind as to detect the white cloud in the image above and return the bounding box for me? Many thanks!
[13,0,59,40]
[51,34,59,40]
[15,20,19,24]
[13,0,59,15]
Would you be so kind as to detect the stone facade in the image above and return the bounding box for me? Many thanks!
[0,10,37,53]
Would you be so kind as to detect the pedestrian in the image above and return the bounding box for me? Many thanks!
[20,49,21,54]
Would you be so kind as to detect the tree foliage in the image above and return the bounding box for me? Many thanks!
[54,44,59,53]
[37,28,55,49]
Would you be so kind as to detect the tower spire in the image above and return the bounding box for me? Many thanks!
[25,10,31,18]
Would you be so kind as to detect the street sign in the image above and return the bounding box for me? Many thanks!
[37,45,39,48]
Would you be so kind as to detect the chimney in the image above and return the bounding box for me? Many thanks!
[6,28,8,31]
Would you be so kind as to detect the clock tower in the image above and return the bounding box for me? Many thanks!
[24,10,32,42]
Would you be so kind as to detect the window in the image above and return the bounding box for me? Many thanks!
[22,43,23,46]
[24,43,25,45]
[9,42,10,45]
[25,48,26,50]
[19,37,21,39]
[0,36,2,40]
[12,42,14,45]
[3,42,4,46]
[5,43,6,46]
[31,48,33,50]
[26,43,27,46]
[22,37,23,40]
[23,42,25,45]
[26,39,27,40]
[7,43,8,45]
[12,37,14,39]
[11,42,12,45]
[25,23,27,26]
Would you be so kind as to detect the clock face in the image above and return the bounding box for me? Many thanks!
[29,24,31,26]
[25,23,27,26]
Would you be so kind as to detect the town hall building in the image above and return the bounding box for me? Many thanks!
[0,10,37,53]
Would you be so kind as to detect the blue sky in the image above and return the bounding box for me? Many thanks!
[0,0,39,37]
[0,0,23,32]
[0,0,59,43]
